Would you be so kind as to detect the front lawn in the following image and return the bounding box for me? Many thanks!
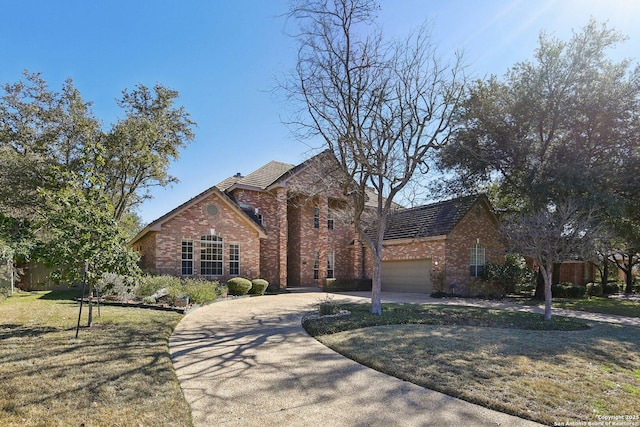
[303,303,640,426]
[536,296,640,318]
[0,290,192,426]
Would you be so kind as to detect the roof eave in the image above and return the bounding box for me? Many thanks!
[382,235,447,245]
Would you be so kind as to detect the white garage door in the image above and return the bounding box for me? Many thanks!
[381,259,432,293]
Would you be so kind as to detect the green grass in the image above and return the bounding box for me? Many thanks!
[304,303,640,426]
[303,302,589,336]
[0,289,192,427]
[542,296,640,318]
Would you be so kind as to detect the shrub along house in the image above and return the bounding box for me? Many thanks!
[130,152,506,294]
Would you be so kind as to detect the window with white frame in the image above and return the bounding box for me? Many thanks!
[313,207,320,228]
[181,240,193,276]
[327,250,335,279]
[327,209,334,230]
[201,235,223,276]
[229,243,240,276]
[313,251,320,280]
[470,243,485,277]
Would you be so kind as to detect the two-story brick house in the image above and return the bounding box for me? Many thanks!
[130,151,506,294]
[131,151,358,288]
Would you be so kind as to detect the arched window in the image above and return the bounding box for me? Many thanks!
[201,235,223,276]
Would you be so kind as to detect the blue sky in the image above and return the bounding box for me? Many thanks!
[1,0,639,224]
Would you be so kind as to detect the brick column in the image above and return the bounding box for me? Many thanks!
[318,197,328,279]
[352,231,362,279]
[276,188,288,288]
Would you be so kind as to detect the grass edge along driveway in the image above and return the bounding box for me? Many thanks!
[303,303,640,426]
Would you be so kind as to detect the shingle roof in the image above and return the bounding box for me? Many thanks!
[216,161,295,191]
[383,194,484,241]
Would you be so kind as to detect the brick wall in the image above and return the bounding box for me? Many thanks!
[152,193,261,281]
[557,262,596,286]
[133,232,158,273]
[445,201,504,294]
[283,163,356,286]
[229,188,282,285]
[380,237,447,290]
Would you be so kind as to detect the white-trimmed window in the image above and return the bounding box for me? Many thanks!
[313,251,320,280]
[229,243,240,276]
[201,235,223,276]
[181,240,193,276]
[327,250,335,279]
[470,243,485,277]
[327,209,334,230]
[313,207,320,228]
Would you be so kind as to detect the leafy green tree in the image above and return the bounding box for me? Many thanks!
[0,72,102,212]
[0,73,194,288]
[441,20,639,211]
[36,171,140,286]
[102,84,196,221]
[438,20,640,315]
[606,203,640,294]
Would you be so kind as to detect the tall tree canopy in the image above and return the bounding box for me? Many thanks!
[439,20,640,316]
[103,84,196,221]
[441,20,640,211]
[285,0,466,314]
[0,71,195,284]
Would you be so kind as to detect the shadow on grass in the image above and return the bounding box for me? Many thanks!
[0,309,189,425]
[38,288,82,301]
[0,324,63,339]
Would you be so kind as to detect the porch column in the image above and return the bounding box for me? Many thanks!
[318,197,328,279]
[352,232,363,279]
[276,187,288,288]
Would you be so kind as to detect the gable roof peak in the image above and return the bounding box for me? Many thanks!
[216,160,295,191]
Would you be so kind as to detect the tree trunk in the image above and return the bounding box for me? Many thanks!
[624,263,634,294]
[533,268,545,300]
[87,282,93,327]
[601,259,609,287]
[370,247,382,315]
[540,264,553,321]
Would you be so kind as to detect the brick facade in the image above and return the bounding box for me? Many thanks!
[443,200,504,293]
[132,189,264,282]
[131,154,507,294]
[361,197,504,295]
[131,154,357,288]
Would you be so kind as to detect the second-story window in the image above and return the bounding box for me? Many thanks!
[313,207,320,228]
[327,209,334,230]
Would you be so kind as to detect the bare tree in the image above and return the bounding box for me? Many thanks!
[284,0,466,314]
[501,200,599,320]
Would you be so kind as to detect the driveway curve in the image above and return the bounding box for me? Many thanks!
[170,291,543,426]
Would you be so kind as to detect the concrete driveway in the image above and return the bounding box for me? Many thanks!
[169,290,543,426]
